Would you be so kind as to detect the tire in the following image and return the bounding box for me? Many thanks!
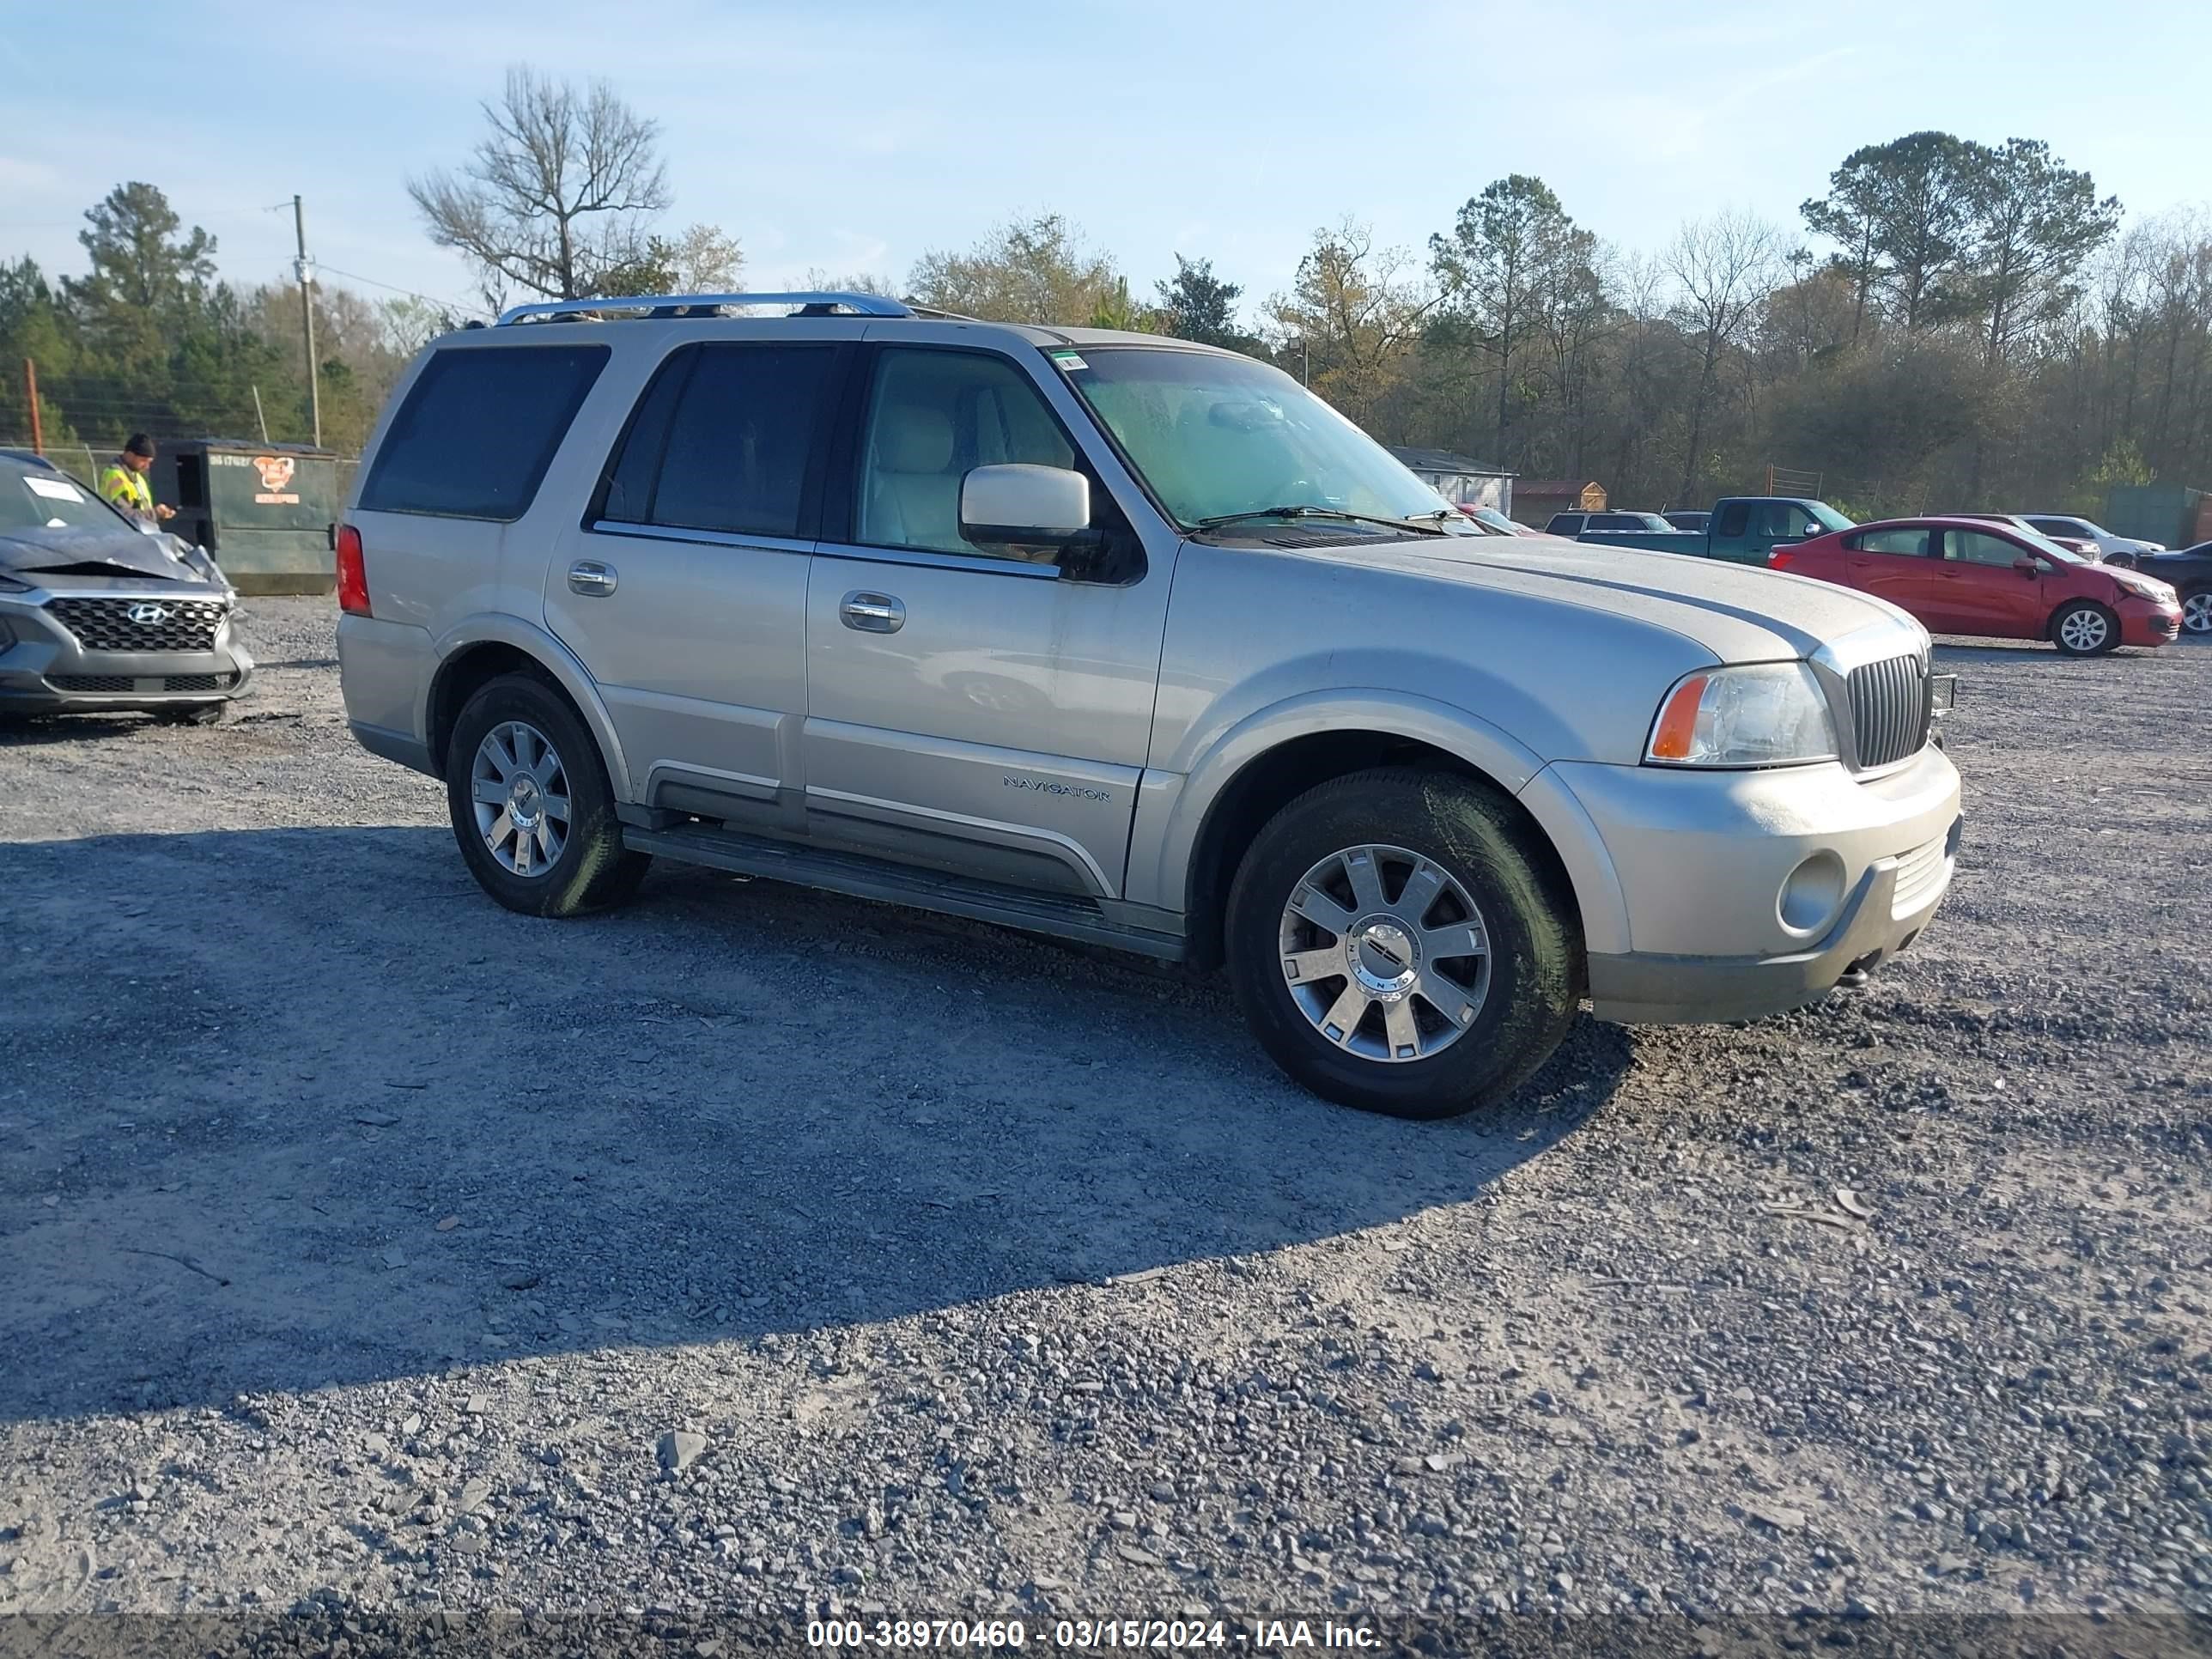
[2051,599,2121,656]
[2180,588,2212,637]
[445,672,648,917]
[1224,768,1583,1120]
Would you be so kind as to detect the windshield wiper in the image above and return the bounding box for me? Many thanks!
[1194,505,1447,537]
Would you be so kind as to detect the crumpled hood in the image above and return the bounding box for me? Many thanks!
[0,524,220,586]
[1309,531,1924,664]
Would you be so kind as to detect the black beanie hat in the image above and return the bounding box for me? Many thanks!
[124,433,155,458]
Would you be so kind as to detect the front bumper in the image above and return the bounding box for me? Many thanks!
[1532,744,1962,1025]
[0,590,254,712]
[2119,597,2182,647]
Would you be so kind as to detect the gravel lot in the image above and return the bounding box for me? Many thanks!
[2,600,2208,1641]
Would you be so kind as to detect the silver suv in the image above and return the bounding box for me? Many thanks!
[337,290,1961,1118]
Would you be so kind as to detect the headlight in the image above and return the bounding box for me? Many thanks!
[1645,661,1838,768]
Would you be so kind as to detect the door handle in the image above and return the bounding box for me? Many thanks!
[839,591,905,633]
[568,560,617,597]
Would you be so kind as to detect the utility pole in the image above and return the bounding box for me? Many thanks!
[293,194,321,449]
[22,359,41,455]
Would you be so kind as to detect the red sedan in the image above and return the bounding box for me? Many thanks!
[1769,517,2183,655]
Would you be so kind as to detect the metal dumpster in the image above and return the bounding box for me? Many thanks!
[152,439,347,595]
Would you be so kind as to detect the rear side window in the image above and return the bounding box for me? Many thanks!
[599,343,837,538]
[1713,501,1750,538]
[1847,527,1931,556]
[360,344,609,521]
[1546,514,1581,533]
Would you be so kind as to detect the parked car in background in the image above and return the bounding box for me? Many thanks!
[1954,514,2100,560]
[1571,497,1853,566]
[2021,514,2165,564]
[2118,542,2212,635]
[335,289,1962,1120]
[1770,517,2181,655]
[1544,510,1677,536]
[1663,510,1711,532]
[0,452,252,721]
[1463,504,1540,537]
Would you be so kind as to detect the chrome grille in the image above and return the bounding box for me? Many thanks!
[43,597,227,653]
[1846,653,1931,769]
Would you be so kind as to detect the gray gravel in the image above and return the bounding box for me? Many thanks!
[1,600,2208,1632]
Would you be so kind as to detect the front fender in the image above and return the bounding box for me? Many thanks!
[1126,689,1547,915]
[428,612,635,801]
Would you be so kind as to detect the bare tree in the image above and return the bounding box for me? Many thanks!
[408,66,672,303]
[1668,210,1782,501]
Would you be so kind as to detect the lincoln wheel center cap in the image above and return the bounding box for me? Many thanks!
[1348,917,1419,998]
[507,775,542,830]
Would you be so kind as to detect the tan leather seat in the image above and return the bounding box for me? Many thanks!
[862,406,963,553]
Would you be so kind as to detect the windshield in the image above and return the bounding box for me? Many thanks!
[1806,501,1854,533]
[1054,347,1471,534]
[0,462,128,534]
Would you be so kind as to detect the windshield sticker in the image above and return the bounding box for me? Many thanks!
[1050,351,1088,372]
[24,476,85,502]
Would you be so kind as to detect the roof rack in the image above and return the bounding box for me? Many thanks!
[495,290,914,325]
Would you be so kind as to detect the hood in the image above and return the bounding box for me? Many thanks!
[0,523,222,586]
[1299,531,1925,665]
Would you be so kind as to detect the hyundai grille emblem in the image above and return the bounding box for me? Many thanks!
[126,603,173,626]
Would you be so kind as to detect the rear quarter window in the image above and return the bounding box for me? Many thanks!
[360,343,610,521]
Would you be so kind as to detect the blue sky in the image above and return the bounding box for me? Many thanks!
[3,0,2205,319]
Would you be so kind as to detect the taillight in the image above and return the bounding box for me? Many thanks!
[1768,550,1796,571]
[335,524,370,617]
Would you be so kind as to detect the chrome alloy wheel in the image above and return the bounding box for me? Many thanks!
[1277,843,1492,1063]
[2059,607,2111,653]
[2183,592,2212,635]
[471,720,571,877]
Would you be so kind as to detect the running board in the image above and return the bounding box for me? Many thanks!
[623,823,1187,961]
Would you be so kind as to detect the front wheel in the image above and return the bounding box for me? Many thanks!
[1224,769,1583,1119]
[445,672,648,917]
[2180,588,2212,636]
[2051,599,2121,656]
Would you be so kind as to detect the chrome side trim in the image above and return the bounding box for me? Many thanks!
[583,520,813,558]
[812,539,1062,580]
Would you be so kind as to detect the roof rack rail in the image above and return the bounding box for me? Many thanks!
[495,290,914,325]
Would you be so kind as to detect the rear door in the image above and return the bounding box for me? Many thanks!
[544,335,849,825]
[1841,526,1939,619]
[799,342,1172,898]
[1932,527,2046,637]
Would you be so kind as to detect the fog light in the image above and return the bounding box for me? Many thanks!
[1779,850,1847,935]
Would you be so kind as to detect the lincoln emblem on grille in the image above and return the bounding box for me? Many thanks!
[126,603,174,626]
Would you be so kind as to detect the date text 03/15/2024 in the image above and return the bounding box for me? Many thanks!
[805,1618,1380,1650]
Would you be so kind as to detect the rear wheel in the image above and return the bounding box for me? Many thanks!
[1224,768,1583,1119]
[446,672,648,917]
[2051,599,2120,656]
[2180,588,2212,636]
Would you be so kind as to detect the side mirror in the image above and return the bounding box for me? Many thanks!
[960,465,1091,557]
[2012,556,2039,576]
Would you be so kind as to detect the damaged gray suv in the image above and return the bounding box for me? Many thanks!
[336,291,1961,1118]
[0,452,251,723]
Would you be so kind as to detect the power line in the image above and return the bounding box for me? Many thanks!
[314,264,485,316]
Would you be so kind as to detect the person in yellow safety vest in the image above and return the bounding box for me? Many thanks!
[98,433,176,530]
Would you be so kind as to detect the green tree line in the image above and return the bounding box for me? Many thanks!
[8,122,2210,521]
[0,182,457,463]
